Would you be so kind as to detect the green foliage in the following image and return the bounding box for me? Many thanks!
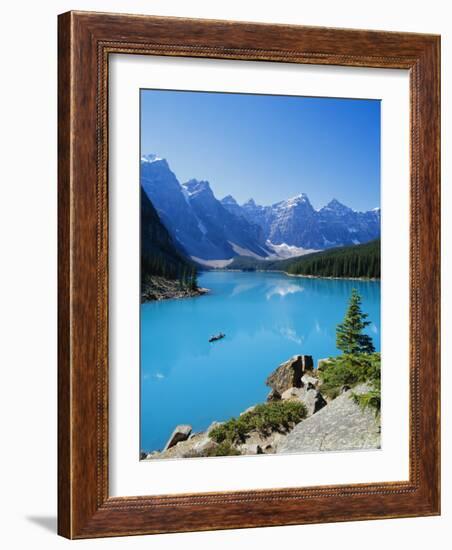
[227,239,380,279]
[287,239,380,278]
[209,400,307,444]
[352,387,381,415]
[336,289,375,354]
[141,187,199,290]
[205,442,242,457]
[318,288,381,411]
[319,352,381,395]
[319,353,381,409]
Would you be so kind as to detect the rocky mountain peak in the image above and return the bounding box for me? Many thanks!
[287,193,311,205]
[322,198,352,213]
[274,193,314,212]
[243,198,257,207]
[182,179,213,197]
[140,153,380,259]
[221,195,239,205]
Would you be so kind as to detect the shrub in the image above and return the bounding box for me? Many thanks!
[319,352,381,410]
[352,388,381,415]
[209,400,307,444]
[320,352,380,388]
[205,442,242,457]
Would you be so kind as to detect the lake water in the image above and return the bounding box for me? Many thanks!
[140,271,381,452]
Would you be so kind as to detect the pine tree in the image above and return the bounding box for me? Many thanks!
[336,289,375,354]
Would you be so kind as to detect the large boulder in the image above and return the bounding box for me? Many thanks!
[176,435,215,458]
[266,355,314,395]
[164,424,192,450]
[277,384,380,454]
[301,373,320,389]
[281,386,327,416]
[237,429,288,455]
[147,425,218,459]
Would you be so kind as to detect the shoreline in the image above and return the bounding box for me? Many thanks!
[142,353,381,460]
[208,268,380,282]
[285,272,380,282]
[141,275,210,303]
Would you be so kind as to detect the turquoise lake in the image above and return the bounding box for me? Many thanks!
[140,271,381,453]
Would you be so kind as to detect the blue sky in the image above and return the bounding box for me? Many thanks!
[141,89,380,211]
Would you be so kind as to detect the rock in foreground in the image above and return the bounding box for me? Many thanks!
[278,384,380,454]
[266,355,314,395]
[281,386,327,416]
[164,424,192,450]
[143,358,380,460]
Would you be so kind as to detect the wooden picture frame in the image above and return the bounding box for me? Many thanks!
[58,11,440,539]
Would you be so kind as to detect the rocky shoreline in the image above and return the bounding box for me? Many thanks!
[141,354,381,460]
[141,275,209,303]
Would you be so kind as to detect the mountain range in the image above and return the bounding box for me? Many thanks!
[141,154,380,263]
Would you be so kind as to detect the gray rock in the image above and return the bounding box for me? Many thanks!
[237,429,287,455]
[240,443,261,455]
[281,387,304,400]
[145,451,159,459]
[278,385,380,454]
[266,355,314,395]
[281,386,327,416]
[302,388,327,415]
[147,430,217,459]
[164,424,192,451]
[312,391,327,413]
[301,373,320,389]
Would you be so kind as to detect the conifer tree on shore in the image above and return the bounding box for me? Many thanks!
[336,288,375,355]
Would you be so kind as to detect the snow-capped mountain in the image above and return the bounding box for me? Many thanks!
[182,179,269,258]
[140,153,380,261]
[240,196,380,250]
[141,153,163,164]
[140,157,269,260]
[317,199,381,247]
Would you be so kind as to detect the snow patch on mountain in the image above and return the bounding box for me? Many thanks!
[266,241,318,259]
[282,194,310,209]
[141,153,162,163]
[229,242,267,259]
[182,179,212,197]
[197,219,207,235]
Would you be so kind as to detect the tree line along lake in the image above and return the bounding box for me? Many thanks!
[140,270,380,454]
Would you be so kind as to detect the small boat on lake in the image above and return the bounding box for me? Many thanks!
[209,333,225,343]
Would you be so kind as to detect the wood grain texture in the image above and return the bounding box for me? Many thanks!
[57,10,72,539]
[57,11,440,539]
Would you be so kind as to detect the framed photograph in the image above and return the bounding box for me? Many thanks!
[58,11,440,538]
